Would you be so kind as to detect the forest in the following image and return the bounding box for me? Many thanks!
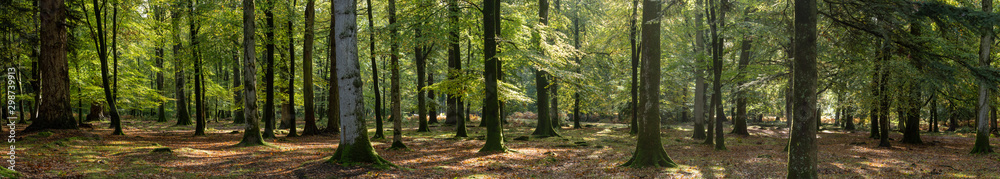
[1,0,1000,177]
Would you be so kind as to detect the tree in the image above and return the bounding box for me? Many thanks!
[155,5,167,123]
[709,0,726,150]
[531,0,559,138]
[79,0,123,135]
[236,0,267,147]
[24,0,76,132]
[787,0,818,176]
[572,4,582,129]
[301,0,321,136]
[324,0,340,134]
[731,15,752,135]
[281,0,298,137]
[628,0,639,135]
[386,0,407,150]
[192,0,206,136]
[620,0,677,168]
[691,0,707,140]
[263,0,278,139]
[233,46,245,124]
[173,0,192,126]
[366,0,385,140]
[971,0,995,155]
[479,0,509,153]
[415,7,430,132]
[328,0,394,167]
[448,0,467,138]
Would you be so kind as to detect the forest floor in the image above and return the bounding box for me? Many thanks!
[12,116,1000,178]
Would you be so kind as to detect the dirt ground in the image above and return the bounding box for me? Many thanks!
[11,117,1000,178]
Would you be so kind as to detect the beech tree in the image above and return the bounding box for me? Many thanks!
[236,0,266,147]
[328,0,394,167]
[787,0,818,177]
[620,0,676,168]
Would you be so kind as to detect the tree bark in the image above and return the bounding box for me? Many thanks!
[263,0,277,139]
[710,0,726,150]
[328,0,394,166]
[172,0,191,126]
[479,0,508,153]
[415,20,430,132]
[25,0,76,131]
[324,0,340,134]
[387,0,407,150]
[787,0,818,176]
[236,0,266,146]
[192,0,206,136]
[731,35,751,136]
[971,0,994,154]
[620,0,676,168]
[531,0,558,138]
[692,0,707,139]
[628,0,639,135]
[366,0,385,140]
[301,0,321,136]
[279,0,297,137]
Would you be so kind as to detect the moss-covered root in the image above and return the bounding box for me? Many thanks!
[619,149,678,168]
[387,141,409,151]
[970,134,994,154]
[0,167,21,178]
[329,144,397,169]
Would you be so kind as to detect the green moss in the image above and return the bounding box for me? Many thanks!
[0,167,21,178]
[35,131,54,138]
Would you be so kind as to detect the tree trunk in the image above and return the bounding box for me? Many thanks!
[572,5,582,129]
[628,0,639,135]
[620,0,676,168]
[428,68,438,124]
[386,0,407,150]
[192,0,206,136]
[731,35,751,136]
[328,0,394,166]
[415,16,429,132]
[530,0,559,138]
[173,0,191,126]
[366,0,385,140]
[233,46,245,124]
[155,5,166,123]
[710,0,727,150]
[236,0,266,146]
[263,0,277,139]
[279,2,295,136]
[324,0,340,134]
[787,0,818,176]
[692,0,706,138]
[971,0,994,154]
[26,0,75,131]
[479,0,508,153]
[878,55,891,147]
[301,0,320,136]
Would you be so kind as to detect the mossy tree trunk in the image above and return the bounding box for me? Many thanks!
[971,0,995,154]
[328,0,393,166]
